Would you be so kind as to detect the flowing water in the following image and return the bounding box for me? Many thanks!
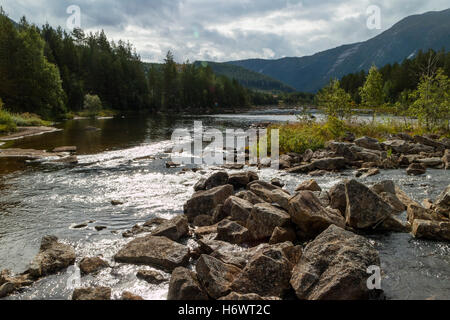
[0,110,449,300]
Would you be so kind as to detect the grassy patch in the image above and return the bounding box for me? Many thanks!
[0,110,51,134]
[270,117,449,154]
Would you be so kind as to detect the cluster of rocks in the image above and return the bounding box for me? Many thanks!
[107,170,449,301]
[2,169,448,300]
[274,134,450,177]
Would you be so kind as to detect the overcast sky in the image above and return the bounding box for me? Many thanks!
[2,0,449,62]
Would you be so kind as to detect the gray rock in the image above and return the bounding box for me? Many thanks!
[219,292,280,300]
[290,225,380,300]
[345,180,394,229]
[247,203,291,241]
[329,181,347,216]
[151,215,189,241]
[184,185,234,221]
[355,136,382,151]
[435,185,450,218]
[223,196,253,222]
[406,163,426,176]
[288,191,345,239]
[114,236,190,272]
[230,245,293,298]
[235,190,265,205]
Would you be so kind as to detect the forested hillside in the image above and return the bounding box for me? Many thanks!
[340,49,450,104]
[0,10,275,123]
[193,61,295,93]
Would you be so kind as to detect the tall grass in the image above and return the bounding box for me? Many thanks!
[0,110,51,134]
[270,117,449,154]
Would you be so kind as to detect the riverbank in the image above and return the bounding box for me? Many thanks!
[0,126,60,142]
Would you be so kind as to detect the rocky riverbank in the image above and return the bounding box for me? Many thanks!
[1,168,448,300]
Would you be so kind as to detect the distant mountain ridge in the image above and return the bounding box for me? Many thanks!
[193,61,296,92]
[227,8,450,92]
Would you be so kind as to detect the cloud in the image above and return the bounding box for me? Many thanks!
[1,0,449,62]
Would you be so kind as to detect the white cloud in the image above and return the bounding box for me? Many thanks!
[1,0,448,62]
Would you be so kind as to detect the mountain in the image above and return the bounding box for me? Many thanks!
[194,61,295,92]
[227,9,450,92]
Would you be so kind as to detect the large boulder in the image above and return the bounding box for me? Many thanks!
[230,244,294,298]
[222,196,253,222]
[72,287,111,300]
[246,203,291,241]
[269,227,297,244]
[114,236,190,272]
[205,171,229,190]
[355,136,382,151]
[345,180,394,229]
[184,185,234,221]
[228,172,258,189]
[290,225,380,300]
[196,255,241,299]
[412,220,450,242]
[28,236,76,279]
[381,140,410,154]
[269,189,291,211]
[288,191,345,239]
[151,215,189,241]
[168,267,209,300]
[406,204,447,224]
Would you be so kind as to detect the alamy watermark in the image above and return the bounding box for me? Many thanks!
[367,265,382,290]
[366,5,382,30]
[66,5,81,30]
[170,121,280,169]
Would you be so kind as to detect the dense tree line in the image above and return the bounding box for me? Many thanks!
[0,10,275,120]
[340,49,450,104]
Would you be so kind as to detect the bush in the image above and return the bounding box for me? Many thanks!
[0,109,17,133]
[83,94,103,117]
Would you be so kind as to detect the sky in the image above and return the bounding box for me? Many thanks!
[1,0,449,63]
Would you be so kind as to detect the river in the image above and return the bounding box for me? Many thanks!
[0,110,449,300]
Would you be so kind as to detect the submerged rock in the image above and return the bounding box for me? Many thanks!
[114,236,190,272]
[168,267,208,300]
[290,225,380,300]
[412,220,450,242]
[72,287,111,300]
[79,257,109,275]
[28,236,76,279]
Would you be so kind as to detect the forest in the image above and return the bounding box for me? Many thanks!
[0,9,277,129]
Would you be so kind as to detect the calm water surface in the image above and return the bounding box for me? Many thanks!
[0,111,449,300]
